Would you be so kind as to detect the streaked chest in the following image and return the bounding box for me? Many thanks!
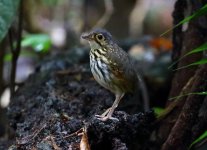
[89,48,113,86]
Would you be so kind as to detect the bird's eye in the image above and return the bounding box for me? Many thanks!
[96,34,103,40]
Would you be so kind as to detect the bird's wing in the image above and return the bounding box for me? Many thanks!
[107,46,137,92]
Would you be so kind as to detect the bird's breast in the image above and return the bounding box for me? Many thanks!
[89,48,135,94]
[90,49,112,89]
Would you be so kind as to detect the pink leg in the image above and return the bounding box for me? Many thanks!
[96,93,125,121]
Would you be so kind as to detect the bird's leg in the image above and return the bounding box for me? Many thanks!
[95,107,111,118]
[96,93,124,121]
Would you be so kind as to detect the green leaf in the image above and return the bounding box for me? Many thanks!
[153,107,164,117]
[4,53,12,62]
[168,43,207,69]
[161,4,207,36]
[169,91,207,101]
[0,0,20,42]
[174,58,207,71]
[189,131,207,149]
[21,34,52,53]
[186,43,207,56]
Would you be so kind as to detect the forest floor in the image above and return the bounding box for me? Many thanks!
[0,43,171,149]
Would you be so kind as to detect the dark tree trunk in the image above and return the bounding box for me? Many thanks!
[157,0,207,149]
[0,38,6,138]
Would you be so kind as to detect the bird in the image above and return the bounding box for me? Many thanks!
[81,29,149,121]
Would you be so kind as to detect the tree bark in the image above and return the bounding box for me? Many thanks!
[162,65,207,150]
[158,0,207,148]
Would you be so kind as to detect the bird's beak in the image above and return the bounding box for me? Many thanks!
[81,33,94,41]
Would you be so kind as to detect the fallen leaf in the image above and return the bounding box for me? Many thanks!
[79,127,90,150]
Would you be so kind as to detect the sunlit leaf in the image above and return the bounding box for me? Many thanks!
[168,43,207,69]
[161,4,207,36]
[174,58,207,71]
[189,131,207,149]
[153,107,164,117]
[0,0,20,42]
[21,34,52,53]
[169,91,207,101]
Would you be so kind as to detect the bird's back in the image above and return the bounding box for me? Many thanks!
[104,44,138,94]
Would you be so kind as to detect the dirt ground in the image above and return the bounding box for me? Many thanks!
[1,45,171,149]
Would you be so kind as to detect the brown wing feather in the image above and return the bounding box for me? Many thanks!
[107,44,137,93]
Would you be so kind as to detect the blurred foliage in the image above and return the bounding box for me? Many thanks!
[4,50,37,62]
[42,0,58,6]
[169,43,207,69]
[170,42,207,71]
[174,59,207,71]
[169,91,207,101]
[161,3,207,36]
[4,34,51,62]
[0,0,20,42]
[164,3,207,100]
[189,130,207,149]
[153,107,164,117]
[21,34,52,53]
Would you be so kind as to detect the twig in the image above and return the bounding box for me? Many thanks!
[0,38,6,95]
[156,76,195,122]
[193,136,207,149]
[93,0,114,28]
[0,38,9,137]
[17,123,47,145]
[50,136,61,150]
[190,96,207,146]
[63,127,83,139]
[43,135,61,150]
[9,0,23,96]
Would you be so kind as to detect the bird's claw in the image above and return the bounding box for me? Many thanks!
[95,114,119,121]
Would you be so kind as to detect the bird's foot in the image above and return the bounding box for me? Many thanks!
[95,107,119,121]
[95,114,119,121]
[97,108,111,117]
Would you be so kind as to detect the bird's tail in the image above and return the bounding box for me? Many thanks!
[136,73,150,112]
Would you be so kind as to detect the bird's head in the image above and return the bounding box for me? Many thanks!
[81,29,113,49]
